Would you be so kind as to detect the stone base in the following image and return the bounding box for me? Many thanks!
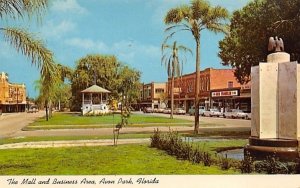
[267,52,290,63]
[244,137,299,161]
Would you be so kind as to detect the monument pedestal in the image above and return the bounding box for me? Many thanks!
[245,52,300,161]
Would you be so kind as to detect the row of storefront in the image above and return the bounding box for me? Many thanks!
[138,68,251,113]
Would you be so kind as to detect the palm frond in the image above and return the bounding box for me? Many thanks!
[167,58,171,77]
[163,28,192,44]
[2,27,50,67]
[164,6,186,24]
[191,0,210,20]
[0,0,48,19]
[1,27,57,94]
[178,45,193,55]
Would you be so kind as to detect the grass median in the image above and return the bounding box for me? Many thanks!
[24,112,205,130]
[0,143,241,175]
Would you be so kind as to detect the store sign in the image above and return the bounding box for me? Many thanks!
[211,90,238,97]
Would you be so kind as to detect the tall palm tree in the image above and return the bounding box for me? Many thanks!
[161,41,192,119]
[0,0,58,119]
[164,0,228,133]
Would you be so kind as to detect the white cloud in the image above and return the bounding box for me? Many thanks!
[65,38,108,52]
[111,40,160,63]
[41,20,76,39]
[51,0,87,14]
[64,38,160,63]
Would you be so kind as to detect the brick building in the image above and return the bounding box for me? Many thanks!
[0,72,27,113]
[138,82,168,110]
[168,68,251,112]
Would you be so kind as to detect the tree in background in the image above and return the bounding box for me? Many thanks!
[161,41,192,119]
[70,54,121,111]
[219,0,300,84]
[113,65,141,145]
[53,64,73,111]
[0,0,58,119]
[70,54,141,112]
[164,0,228,133]
[118,65,141,112]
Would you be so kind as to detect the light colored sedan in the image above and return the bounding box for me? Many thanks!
[224,109,247,119]
[203,109,222,117]
[236,110,248,119]
[174,108,186,115]
[245,113,251,120]
[163,108,171,114]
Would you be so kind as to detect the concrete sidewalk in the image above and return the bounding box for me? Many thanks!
[0,138,150,149]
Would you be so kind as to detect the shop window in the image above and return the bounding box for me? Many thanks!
[228,81,233,88]
[155,88,164,93]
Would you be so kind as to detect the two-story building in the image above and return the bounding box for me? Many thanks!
[139,82,168,110]
[168,68,251,112]
[0,72,27,113]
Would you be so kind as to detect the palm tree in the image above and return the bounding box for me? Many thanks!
[0,0,58,119]
[164,0,228,133]
[161,41,192,119]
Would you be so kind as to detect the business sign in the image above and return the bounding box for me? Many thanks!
[211,90,238,97]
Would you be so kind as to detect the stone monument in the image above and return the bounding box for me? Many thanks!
[244,37,300,160]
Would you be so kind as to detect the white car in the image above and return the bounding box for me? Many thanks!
[174,108,186,115]
[224,109,247,119]
[245,113,251,120]
[203,109,222,117]
[163,108,171,114]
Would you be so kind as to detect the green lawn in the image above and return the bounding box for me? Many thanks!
[0,144,239,175]
[25,112,197,130]
[193,139,247,153]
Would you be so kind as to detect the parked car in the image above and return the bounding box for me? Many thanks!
[174,108,186,115]
[143,107,153,113]
[203,109,222,117]
[245,113,251,120]
[223,109,247,119]
[153,108,159,113]
[188,106,205,116]
[163,108,171,114]
[28,105,38,113]
[157,108,165,113]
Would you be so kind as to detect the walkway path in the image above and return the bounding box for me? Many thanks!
[0,138,150,149]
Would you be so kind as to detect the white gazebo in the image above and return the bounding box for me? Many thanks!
[81,85,111,115]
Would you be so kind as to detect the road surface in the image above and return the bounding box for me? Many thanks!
[0,111,250,138]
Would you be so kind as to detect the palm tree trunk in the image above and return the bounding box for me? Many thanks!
[45,99,49,121]
[170,76,174,119]
[194,39,201,134]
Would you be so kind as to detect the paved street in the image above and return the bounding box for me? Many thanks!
[0,111,250,139]
[0,111,45,138]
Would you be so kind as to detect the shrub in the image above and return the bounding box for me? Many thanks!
[239,151,254,174]
[254,154,289,174]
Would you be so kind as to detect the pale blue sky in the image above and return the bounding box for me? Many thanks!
[0,0,250,97]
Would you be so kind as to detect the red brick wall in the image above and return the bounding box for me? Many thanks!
[168,68,249,99]
[210,69,242,90]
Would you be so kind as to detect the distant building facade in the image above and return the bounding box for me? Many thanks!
[138,82,168,109]
[0,72,27,113]
[168,68,251,112]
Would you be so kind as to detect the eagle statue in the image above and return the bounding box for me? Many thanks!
[268,36,284,52]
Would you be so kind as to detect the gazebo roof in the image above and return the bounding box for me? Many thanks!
[81,85,111,93]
